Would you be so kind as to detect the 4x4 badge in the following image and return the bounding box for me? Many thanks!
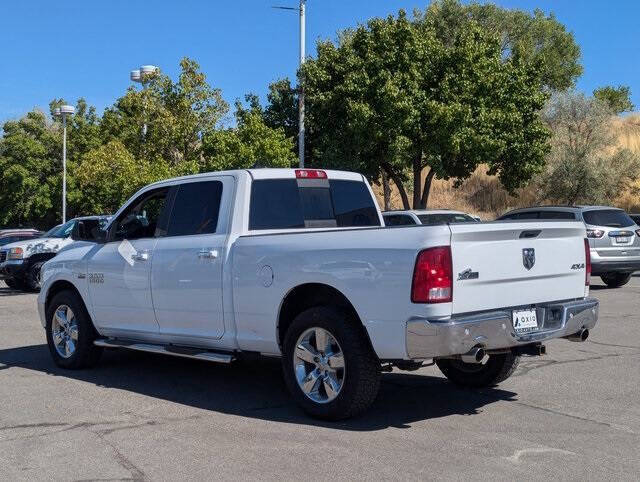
[523,248,535,270]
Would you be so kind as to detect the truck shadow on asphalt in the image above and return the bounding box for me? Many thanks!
[0,344,517,430]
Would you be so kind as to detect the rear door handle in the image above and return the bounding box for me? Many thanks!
[198,249,219,259]
[131,250,150,261]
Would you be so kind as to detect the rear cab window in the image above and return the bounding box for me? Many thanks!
[582,209,634,228]
[249,174,380,231]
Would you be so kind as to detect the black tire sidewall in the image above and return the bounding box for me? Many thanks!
[281,306,379,420]
[45,290,101,369]
[601,273,631,288]
[436,353,519,388]
[26,261,44,291]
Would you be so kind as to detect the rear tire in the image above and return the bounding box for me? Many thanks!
[282,306,380,420]
[436,352,520,387]
[46,290,103,369]
[600,273,631,288]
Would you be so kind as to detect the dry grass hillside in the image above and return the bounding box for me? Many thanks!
[373,113,640,219]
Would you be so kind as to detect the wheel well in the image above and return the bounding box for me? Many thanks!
[277,283,373,352]
[45,281,86,318]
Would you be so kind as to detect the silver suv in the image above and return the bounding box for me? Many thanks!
[498,206,640,288]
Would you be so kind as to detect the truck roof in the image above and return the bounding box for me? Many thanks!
[146,168,365,188]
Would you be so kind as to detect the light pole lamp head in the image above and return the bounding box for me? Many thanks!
[59,105,75,115]
[53,107,61,117]
[130,69,141,83]
[140,65,158,75]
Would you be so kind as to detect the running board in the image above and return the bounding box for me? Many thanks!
[94,339,235,364]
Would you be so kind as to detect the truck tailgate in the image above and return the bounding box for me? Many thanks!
[449,222,587,314]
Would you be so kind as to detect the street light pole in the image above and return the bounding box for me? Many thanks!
[273,2,307,168]
[54,105,75,224]
[130,65,158,139]
[298,0,306,168]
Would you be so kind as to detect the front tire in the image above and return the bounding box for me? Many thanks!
[282,306,380,420]
[46,290,103,369]
[436,352,520,387]
[25,261,44,292]
[600,273,631,288]
[4,278,24,290]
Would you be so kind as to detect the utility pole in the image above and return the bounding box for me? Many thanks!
[53,105,75,223]
[298,0,306,168]
[273,1,307,168]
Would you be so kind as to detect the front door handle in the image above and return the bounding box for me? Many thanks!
[198,249,219,259]
[131,250,150,261]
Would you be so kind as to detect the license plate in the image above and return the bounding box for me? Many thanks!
[512,309,538,333]
[615,236,630,243]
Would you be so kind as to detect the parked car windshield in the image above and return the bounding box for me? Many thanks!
[582,209,635,228]
[44,221,75,238]
[418,213,477,225]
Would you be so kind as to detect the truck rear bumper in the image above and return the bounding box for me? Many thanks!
[406,297,599,359]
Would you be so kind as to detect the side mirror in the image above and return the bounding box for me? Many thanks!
[71,220,107,243]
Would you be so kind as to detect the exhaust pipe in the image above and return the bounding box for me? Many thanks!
[565,328,589,342]
[460,346,485,364]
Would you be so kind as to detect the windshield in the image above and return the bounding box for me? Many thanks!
[418,213,477,225]
[582,209,634,228]
[44,221,75,238]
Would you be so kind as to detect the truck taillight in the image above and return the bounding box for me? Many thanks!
[295,169,327,179]
[411,246,452,303]
[584,238,591,286]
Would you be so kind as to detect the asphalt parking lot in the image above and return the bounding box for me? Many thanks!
[0,278,639,481]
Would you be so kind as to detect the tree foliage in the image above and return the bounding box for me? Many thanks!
[302,4,551,209]
[593,85,634,114]
[421,0,583,91]
[202,99,295,171]
[0,58,294,228]
[539,92,640,205]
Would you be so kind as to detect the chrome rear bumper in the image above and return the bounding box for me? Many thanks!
[406,297,599,359]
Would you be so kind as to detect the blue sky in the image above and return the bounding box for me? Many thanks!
[1,0,639,124]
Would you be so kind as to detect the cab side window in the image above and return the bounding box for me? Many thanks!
[112,188,170,241]
[166,181,223,236]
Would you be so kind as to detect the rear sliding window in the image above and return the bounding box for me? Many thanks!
[249,178,380,230]
[582,209,634,228]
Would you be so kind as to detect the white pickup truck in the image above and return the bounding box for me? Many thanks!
[38,169,598,420]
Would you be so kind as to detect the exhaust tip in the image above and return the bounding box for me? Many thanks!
[475,348,485,362]
[581,329,589,342]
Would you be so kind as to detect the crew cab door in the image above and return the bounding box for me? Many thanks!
[87,187,171,335]
[151,177,231,340]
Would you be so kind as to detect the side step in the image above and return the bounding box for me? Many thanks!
[94,339,235,364]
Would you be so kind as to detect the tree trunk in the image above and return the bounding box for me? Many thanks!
[412,158,422,209]
[381,171,391,211]
[382,163,410,210]
[421,168,436,208]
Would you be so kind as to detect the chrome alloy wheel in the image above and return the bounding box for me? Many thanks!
[51,305,78,359]
[293,327,345,404]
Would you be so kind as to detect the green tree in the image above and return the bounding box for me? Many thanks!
[421,0,583,91]
[593,85,634,114]
[539,92,640,205]
[73,140,178,215]
[202,99,295,171]
[101,57,228,166]
[0,110,66,228]
[303,7,550,209]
